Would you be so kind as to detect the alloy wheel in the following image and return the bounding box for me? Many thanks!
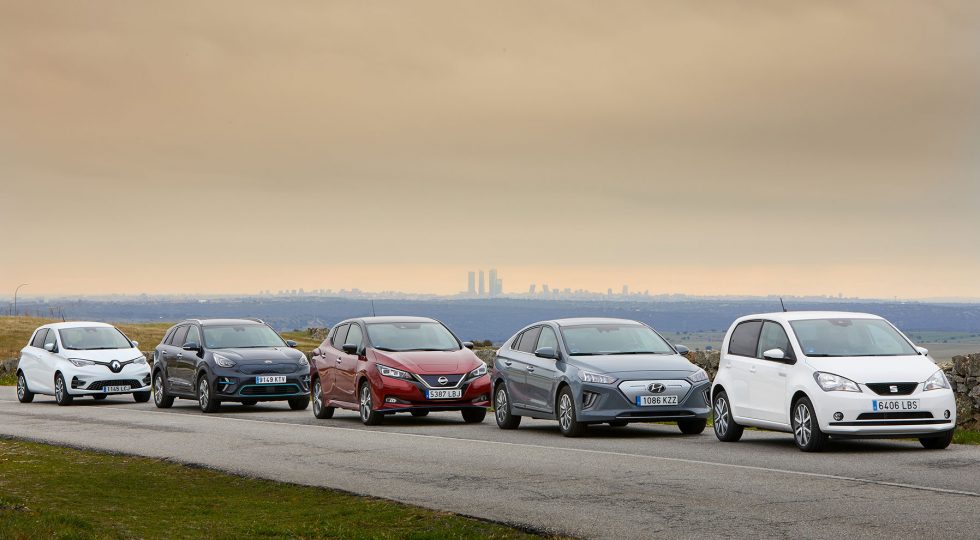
[714,397,730,436]
[495,388,508,423]
[199,378,209,409]
[794,402,812,447]
[55,376,65,401]
[360,385,372,422]
[313,381,323,415]
[153,375,164,405]
[558,393,573,431]
[17,374,26,400]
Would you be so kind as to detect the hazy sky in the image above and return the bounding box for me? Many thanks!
[2,1,979,298]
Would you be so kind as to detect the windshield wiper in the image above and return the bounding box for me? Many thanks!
[75,346,127,350]
[606,351,670,355]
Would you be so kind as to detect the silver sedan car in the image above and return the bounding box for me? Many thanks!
[492,318,711,437]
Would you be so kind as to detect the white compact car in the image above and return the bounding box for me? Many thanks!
[16,322,152,406]
[711,311,956,452]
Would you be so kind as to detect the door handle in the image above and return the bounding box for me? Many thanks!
[503,361,512,366]
[336,357,343,363]
[748,366,756,373]
[778,372,787,377]
[527,366,535,372]
[177,353,183,358]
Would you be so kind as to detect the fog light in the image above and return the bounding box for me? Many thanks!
[582,391,599,409]
[944,410,951,419]
[833,412,844,421]
[71,376,84,389]
[385,397,397,403]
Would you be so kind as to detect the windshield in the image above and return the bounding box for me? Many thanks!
[560,324,675,356]
[366,322,460,352]
[202,325,287,349]
[59,327,133,351]
[789,318,917,357]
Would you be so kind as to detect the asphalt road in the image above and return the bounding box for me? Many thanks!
[1,387,978,539]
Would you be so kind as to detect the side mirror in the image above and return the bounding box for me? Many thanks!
[915,346,929,356]
[131,340,139,348]
[462,341,474,350]
[313,348,322,357]
[762,348,790,362]
[674,344,690,355]
[43,343,55,352]
[534,346,558,359]
[182,342,201,352]
[342,343,359,355]
[285,340,298,348]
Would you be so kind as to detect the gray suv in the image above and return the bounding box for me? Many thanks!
[492,318,711,437]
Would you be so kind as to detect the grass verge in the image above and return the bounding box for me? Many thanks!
[0,438,558,540]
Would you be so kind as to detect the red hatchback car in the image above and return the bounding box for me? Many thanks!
[310,316,491,425]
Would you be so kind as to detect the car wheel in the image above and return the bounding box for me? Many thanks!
[312,379,334,419]
[608,420,628,427]
[240,399,258,406]
[493,383,521,430]
[411,410,429,417]
[678,418,707,435]
[197,375,220,413]
[713,391,743,442]
[54,373,73,406]
[792,397,828,452]
[288,396,310,411]
[557,387,586,437]
[462,408,487,423]
[359,382,383,426]
[133,391,151,403]
[93,394,107,400]
[153,372,174,409]
[16,372,34,403]
[920,430,954,450]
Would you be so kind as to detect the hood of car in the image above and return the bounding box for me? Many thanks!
[371,348,479,375]
[59,347,143,362]
[570,353,697,375]
[803,355,940,384]
[211,347,306,365]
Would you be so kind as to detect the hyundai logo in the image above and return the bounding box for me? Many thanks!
[438,376,449,385]
[648,383,666,394]
[110,360,122,373]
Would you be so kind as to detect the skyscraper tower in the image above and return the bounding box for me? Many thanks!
[488,268,498,296]
[467,271,476,295]
[479,271,485,296]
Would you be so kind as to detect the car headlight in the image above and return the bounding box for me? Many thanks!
[923,369,950,391]
[813,371,861,392]
[297,355,309,367]
[68,358,95,367]
[131,356,147,365]
[213,354,236,368]
[687,368,709,384]
[467,361,488,379]
[378,364,412,380]
[578,370,617,384]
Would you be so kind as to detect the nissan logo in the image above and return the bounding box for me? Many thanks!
[110,360,122,373]
[648,383,666,394]
[438,376,449,385]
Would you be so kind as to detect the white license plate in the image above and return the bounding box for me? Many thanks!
[872,399,919,412]
[256,376,286,384]
[637,395,679,406]
[426,389,462,400]
[103,385,130,393]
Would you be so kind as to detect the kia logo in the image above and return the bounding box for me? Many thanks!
[438,376,449,385]
[648,383,666,394]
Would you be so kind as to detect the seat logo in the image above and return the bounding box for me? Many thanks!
[438,376,449,385]
[110,360,122,373]
[889,385,898,393]
[648,383,666,394]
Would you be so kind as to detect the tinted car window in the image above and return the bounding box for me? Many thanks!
[184,325,202,346]
[728,321,762,357]
[537,326,559,351]
[517,327,541,353]
[757,321,791,359]
[30,329,48,348]
[345,324,363,348]
[162,327,176,345]
[43,330,58,351]
[171,326,189,347]
[331,324,349,347]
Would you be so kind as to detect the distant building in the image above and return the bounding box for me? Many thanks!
[468,271,476,295]
[529,284,536,295]
[542,284,550,294]
[479,271,485,296]
[622,285,629,296]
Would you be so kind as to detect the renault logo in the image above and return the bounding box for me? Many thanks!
[438,376,449,385]
[110,360,122,373]
[648,383,666,394]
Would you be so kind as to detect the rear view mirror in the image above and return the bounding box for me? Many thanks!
[462,341,475,350]
[43,343,55,352]
[534,346,558,360]
[131,340,139,348]
[182,342,201,352]
[674,344,690,355]
[342,343,359,355]
[763,348,790,361]
[915,346,929,356]
[285,340,298,348]
[313,348,322,357]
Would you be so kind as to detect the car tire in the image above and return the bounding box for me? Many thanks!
[678,418,707,435]
[311,379,335,419]
[54,373,73,406]
[792,396,828,452]
[919,430,954,450]
[16,372,34,403]
[359,382,384,426]
[197,375,221,413]
[133,391,151,403]
[462,408,487,423]
[93,394,107,400]
[608,420,629,428]
[712,391,743,442]
[288,396,310,411]
[411,410,429,417]
[493,383,521,430]
[153,372,174,409]
[240,399,259,406]
[557,387,586,437]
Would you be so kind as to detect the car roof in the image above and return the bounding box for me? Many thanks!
[181,318,268,327]
[550,317,644,327]
[36,321,115,330]
[345,316,439,325]
[734,311,885,324]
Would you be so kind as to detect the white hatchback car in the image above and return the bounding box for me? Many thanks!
[16,322,152,406]
[711,311,956,452]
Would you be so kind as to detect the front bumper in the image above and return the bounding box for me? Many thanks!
[211,368,311,401]
[815,387,956,436]
[65,364,152,395]
[576,379,712,423]
[370,372,491,412]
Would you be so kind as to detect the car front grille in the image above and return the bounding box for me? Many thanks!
[417,374,464,388]
[86,380,141,391]
[240,384,301,396]
[865,382,918,396]
[856,412,933,420]
[239,365,296,375]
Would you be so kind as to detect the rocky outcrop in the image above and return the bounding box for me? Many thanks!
[0,358,16,376]
[684,350,721,380]
[941,353,980,429]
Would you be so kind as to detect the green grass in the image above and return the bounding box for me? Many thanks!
[0,438,557,540]
[953,429,980,445]
[0,372,14,386]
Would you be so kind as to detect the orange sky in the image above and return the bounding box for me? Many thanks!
[1,1,979,298]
